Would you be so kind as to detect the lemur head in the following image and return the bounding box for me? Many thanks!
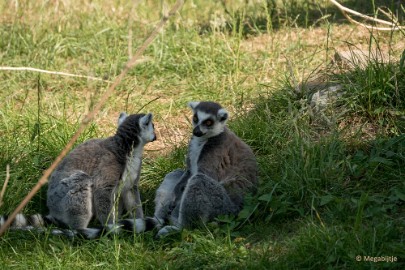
[118,112,157,144]
[188,101,228,139]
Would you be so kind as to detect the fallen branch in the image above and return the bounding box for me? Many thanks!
[0,165,10,208]
[330,0,405,31]
[0,67,112,83]
[0,0,185,237]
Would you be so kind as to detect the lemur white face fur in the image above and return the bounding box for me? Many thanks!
[188,101,228,139]
[118,112,156,143]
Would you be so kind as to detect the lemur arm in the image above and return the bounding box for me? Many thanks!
[170,170,192,211]
[122,186,144,219]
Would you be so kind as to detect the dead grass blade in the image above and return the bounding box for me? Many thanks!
[0,67,112,83]
[0,165,10,208]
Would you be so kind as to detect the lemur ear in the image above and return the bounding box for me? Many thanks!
[140,113,153,126]
[188,101,200,110]
[118,112,128,126]
[217,108,228,122]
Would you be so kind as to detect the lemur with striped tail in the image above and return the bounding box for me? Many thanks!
[1,112,156,239]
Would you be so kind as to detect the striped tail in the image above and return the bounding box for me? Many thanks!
[0,213,54,231]
[0,214,146,239]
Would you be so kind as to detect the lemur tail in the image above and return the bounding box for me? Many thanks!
[0,213,54,231]
[0,214,146,239]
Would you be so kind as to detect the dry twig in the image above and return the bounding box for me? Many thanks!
[0,165,10,208]
[330,0,405,31]
[0,67,112,83]
[0,0,185,237]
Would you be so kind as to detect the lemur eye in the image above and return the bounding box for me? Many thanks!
[204,119,213,127]
[193,115,198,123]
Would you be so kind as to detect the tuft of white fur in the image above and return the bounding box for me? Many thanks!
[217,108,228,121]
[122,145,143,190]
[13,214,28,228]
[188,136,206,175]
[188,101,200,110]
[139,113,155,143]
[118,112,128,126]
[139,113,153,126]
[135,218,145,233]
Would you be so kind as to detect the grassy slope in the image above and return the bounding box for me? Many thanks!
[0,0,404,269]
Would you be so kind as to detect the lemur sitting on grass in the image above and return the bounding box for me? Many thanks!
[146,101,259,237]
[1,112,156,239]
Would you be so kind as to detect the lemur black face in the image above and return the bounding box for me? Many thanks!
[193,114,198,124]
[188,101,229,139]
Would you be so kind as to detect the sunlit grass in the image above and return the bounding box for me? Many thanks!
[0,0,404,269]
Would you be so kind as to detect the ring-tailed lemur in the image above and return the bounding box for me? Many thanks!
[145,101,258,237]
[0,112,156,239]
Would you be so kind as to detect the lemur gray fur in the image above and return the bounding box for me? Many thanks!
[0,112,156,239]
[146,101,258,237]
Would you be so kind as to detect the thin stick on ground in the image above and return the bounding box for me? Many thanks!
[0,0,185,237]
[0,165,10,208]
[330,0,405,31]
[0,67,112,83]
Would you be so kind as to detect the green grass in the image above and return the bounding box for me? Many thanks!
[1,0,405,269]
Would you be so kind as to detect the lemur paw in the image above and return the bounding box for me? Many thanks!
[156,225,180,238]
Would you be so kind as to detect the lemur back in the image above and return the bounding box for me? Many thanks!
[1,112,156,239]
[147,101,258,236]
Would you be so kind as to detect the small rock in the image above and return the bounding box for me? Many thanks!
[310,84,343,109]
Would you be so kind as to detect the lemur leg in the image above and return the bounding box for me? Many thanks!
[157,173,237,237]
[47,171,93,229]
[93,186,116,225]
[120,186,146,233]
[133,187,143,218]
[144,169,185,230]
[121,186,143,219]
[120,152,144,218]
[156,169,186,223]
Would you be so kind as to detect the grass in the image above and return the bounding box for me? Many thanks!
[1,0,405,269]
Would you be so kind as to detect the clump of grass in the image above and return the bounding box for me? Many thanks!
[270,218,404,269]
[335,54,405,132]
[219,41,405,266]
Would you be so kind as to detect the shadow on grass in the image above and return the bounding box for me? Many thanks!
[222,58,405,267]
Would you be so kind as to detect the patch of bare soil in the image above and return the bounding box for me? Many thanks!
[241,24,405,58]
[241,24,404,143]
